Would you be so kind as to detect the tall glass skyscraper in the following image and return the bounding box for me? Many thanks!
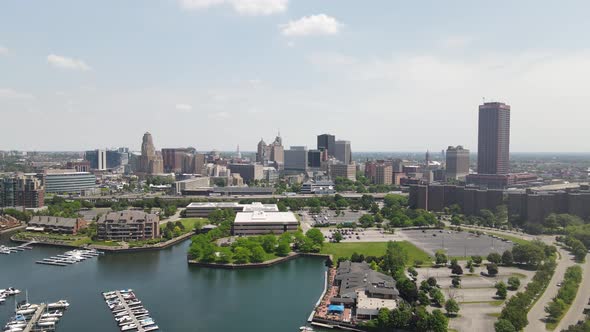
[477,102,510,175]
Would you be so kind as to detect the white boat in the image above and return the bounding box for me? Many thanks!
[38,316,59,322]
[120,323,137,331]
[47,300,70,309]
[300,327,314,331]
[0,296,5,304]
[37,321,56,327]
[41,311,63,318]
[16,308,36,315]
[143,325,159,331]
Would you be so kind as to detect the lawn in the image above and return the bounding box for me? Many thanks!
[320,241,431,265]
[486,231,530,245]
[160,218,208,232]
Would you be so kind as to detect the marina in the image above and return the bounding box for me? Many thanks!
[0,243,35,255]
[2,297,69,332]
[103,289,158,332]
[35,249,103,267]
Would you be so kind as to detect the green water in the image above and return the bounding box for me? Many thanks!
[0,233,327,331]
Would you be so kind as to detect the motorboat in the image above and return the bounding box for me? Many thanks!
[47,300,69,309]
[15,308,35,315]
[1,288,20,296]
[41,311,63,318]
[300,327,314,331]
[120,323,137,331]
[0,297,5,304]
[37,321,56,327]
[143,325,159,331]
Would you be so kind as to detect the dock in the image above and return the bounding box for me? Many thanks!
[22,303,46,332]
[103,290,158,331]
[116,291,145,332]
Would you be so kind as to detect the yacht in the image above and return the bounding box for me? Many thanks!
[15,308,36,315]
[47,300,70,309]
[41,311,63,318]
[36,321,56,327]
[120,323,137,331]
[143,325,159,331]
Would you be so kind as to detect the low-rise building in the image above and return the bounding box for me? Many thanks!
[96,210,160,241]
[170,177,210,195]
[27,216,88,235]
[42,170,97,195]
[301,181,335,194]
[184,202,278,218]
[233,210,298,235]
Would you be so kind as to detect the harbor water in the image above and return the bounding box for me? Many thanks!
[0,233,328,331]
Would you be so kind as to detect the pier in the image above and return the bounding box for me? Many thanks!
[115,291,145,332]
[22,303,47,332]
[103,290,158,331]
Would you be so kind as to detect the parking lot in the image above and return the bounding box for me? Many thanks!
[402,229,514,257]
[319,228,404,243]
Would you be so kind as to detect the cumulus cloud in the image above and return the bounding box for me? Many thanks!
[280,14,342,37]
[175,103,193,112]
[0,88,34,100]
[47,54,92,71]
[179,0,287,15]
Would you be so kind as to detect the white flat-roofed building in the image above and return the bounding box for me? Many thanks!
[233,211,298,235]
[184,201,279,218]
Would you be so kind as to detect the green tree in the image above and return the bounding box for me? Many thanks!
[249,245,266,263]
[445,299,460,316]
[507,276,520,291]
[275,239,290,256]
[233,246,251,264]
[333,231,343,243]
[545,298,566,320]
[418,291,430,306]
[512,242,546,267]
[451,277,461,288]
[429,309,449,332]
[487,263,499,276]
[382,241,409,276]
[305,228,325,246]
[260,235,277,253]
[487,252,502,264]
[495,281,508,299]
[502,250,513,265]
[389,302,412,329]
[435,250,448,266]
[495,319,516,332]
[451,264,463,275]
[471,255,483,265]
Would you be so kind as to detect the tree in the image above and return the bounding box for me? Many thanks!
[451,277,461,288]
[445,299,460,316]
[471,255,483,265]
[495,319,516,332]
[305,228,325,246]
[407,266,418,277]
[250,245,266,263]
[435,250,448,266]
[233,246,251,264]
[451,264,463,275]
[382,241,409,276]
[359,214,375,228]
[450,258,459,267]
[487,263,499,276]
[429,309,449,332]
[275,240,290,256]
[396,278,418,303]
[512,242,546,267]
[487,252,502,264]
[418,291,430,306]
[427,277,438,288]
[495,281,508,299]
[390,302,413,329]
[376,308,390,328]
[507,276,520,291]
[260,235,277,253]
[502,250,514,266]
[430,288,445,307]
[545,298,566,320]
[332,231,343,243]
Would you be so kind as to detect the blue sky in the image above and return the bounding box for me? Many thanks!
[1,0,589,152]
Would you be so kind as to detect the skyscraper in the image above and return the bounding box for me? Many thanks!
[317,134,335,157]
[138,132,163,174]
[446,145,470,180]
[335,140,352,165]
[477,102,510,175]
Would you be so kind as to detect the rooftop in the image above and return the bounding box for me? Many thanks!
[234,211,298,224]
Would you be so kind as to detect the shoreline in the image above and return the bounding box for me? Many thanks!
[188,252,333,269]
[0,225,26,235]
[9,230,195,252]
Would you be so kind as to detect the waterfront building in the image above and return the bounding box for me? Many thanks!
[0,174,45,209]
[137,132,164,175]
[185,202,278,218]
[233,210,298,235]
[334,140,352,165]
[96,210,160,241]
[42,170,97,195]
[331,261,399,321]
[27,216,88,235]
[445,145,470,180]
[317,134,336,157]
[284,146,308,172]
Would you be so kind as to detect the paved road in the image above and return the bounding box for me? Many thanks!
[554,252,590,331]
[525,247,575,332]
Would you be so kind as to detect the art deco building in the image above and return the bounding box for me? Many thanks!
[138,132,163,175]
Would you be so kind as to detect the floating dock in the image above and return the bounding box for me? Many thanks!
[36,249,102,267]
[22,304,47,332]
[103,290,159,332]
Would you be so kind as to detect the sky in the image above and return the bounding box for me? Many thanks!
[1,0,590,152]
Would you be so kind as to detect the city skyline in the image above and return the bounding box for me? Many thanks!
[2,1,590,152]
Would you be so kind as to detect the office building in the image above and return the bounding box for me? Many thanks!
[284,146,308,172]
[137,132,164,175]
[446,146,470,180]
[301,180,335,195]
[170,177,210,195]
[317,134,336,156]
[162,148,193,173]
[375,164,393,185]
[335,140,352,165]
[227,164,263,183]
[256,133,284,166]
[42,170,97,194]
[330,163,356,181]
[409,184,503,215]
[66,161,91,172]
[0,174,45,209]
[97,210,160,241]
[85,149,107,170]
[185,202,278,218]
[233,210,299,235]
[308,150,322,168]
[477,102,510,175]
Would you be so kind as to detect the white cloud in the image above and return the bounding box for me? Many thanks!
[306,52,357,67]
[438,35,472,49]
[47,54,92,71]
[0,88,34,100]
[0,46,8,56]
[280,14,342,37]
[175,103,193,112]
[179,0,287,15]
[209,111,230,120]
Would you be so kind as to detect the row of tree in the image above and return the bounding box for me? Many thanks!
[545,265,583,322]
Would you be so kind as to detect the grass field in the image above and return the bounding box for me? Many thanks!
[159,218,207,231]
[320,241,431,265]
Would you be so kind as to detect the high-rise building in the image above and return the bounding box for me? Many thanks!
[308,150,322,168]
[317,134,336,157]
[0,174,44,209]
[138,132,164,175]
[162,148,193,173]
[85,149,106,170]
[284,146,308,172]
[446,146,470,180]
[375,164,393,185]
[335,140,352,165]
[330,163,356,181]
[228,164,263,183]
[256,133,284,167]
[477,102,510,175]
